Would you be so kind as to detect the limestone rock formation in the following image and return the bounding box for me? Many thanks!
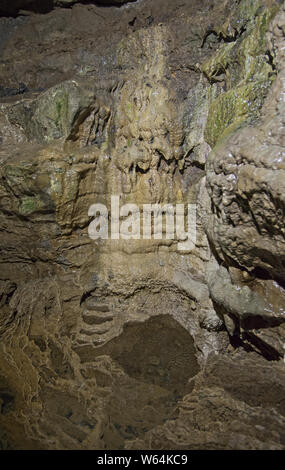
[0,0,284,450]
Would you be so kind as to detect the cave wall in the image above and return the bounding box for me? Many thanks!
[0,0,284,450]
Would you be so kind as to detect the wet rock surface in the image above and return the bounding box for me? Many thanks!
[0,0,284,450]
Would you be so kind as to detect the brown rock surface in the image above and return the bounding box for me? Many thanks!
[0,0,284,450]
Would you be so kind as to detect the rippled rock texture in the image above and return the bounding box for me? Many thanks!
[0,0,284,450]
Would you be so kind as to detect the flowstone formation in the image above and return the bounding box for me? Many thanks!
[0,0,284,450]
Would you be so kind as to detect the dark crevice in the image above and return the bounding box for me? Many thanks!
[201,29,218,48]
[128,16,136,27]
[229,334,257,354]
[250,266,285,290]
[227,323,283,362]
[0,392,15,415]
[135,164,149,175]
[202,64,229,85]
[69,0,138,8]
[265,49,277,71]
[242,331,283,362]
[0,1,54,17]
[241,315,285,331]
[251,266,272,281]
[276,277,285,290]
[201,25,246,49]
[191,161,205,171]
[0,83,28,98]
[0,282,17,307]
[155,149,175,171]
[80,291,93,306]
[0,0,138,18]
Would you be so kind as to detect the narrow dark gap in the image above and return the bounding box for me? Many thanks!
[242,332,283,362]
[0,0,138,18]
[265,49,277,71]
[201,25,246,49]
[0,392,15,415]
[0,0,54,17]
[135,164,149,174]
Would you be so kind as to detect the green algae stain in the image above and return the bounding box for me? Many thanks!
[205,79,273,148]
[19,196,45,216]
[202,0,280,148]
[54,92,69,134]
